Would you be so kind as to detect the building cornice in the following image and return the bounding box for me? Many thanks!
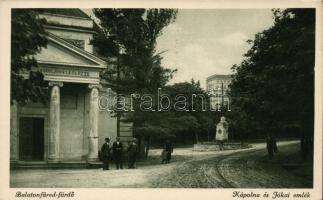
[44,24,96,34]
[46,32,107,69]
[37,60,106,69]
[206,74,233,82]
[42,12,91,21]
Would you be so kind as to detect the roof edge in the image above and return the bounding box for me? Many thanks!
[206,74,233,81]
[47,32,107,68]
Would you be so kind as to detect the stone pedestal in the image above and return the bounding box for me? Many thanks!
[194,142,251,151]
[87,84,101,162]
[48,82,63,163]
[215,116,229,141]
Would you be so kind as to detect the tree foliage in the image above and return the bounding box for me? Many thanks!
[92,9,179,156]
[92,9,177,94]
[229,9,315,141]
[130,80,219,156]
[11,9,48,105]
[93,9,222,157]
[131,80,216,138]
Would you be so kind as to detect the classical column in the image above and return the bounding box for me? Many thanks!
[87,84,101,162]
[48,82,63,163]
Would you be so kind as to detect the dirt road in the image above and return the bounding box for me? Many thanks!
[150,141,310,188]
[11,147,243,188]
[11,141,307,188]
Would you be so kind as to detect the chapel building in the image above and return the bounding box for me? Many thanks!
[10,9,132,167]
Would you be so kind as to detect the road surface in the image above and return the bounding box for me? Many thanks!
[11,140,310,188]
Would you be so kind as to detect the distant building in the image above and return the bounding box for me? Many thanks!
[206,74,232,110]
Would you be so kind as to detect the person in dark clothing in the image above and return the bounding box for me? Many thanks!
[272,136,278,153]
[127,138,138,169]
[101,138,111,170]
[266,135,274,159]
[164,140,173,164]
[301,136,309,160]
[112,137,123,169]
[161,149,167,164]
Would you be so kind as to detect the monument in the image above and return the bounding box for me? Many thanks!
[215,116,229,150]
[215,116,229,141]
[194,116,251,151]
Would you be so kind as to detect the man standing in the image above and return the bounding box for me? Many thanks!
[127,138,138,169]
[266,135,274,159]
[272,135,278,153]
[112,137,123,169]
[164,140,173,164]
[101,138,111,170]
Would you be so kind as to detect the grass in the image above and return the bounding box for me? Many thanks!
[256,144,313,187]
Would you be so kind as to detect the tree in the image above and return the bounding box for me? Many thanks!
[229,9,315,156]
[92,9,178,157]
[164,80,220,143]
[11,9,48,105]
[130,80,218,157]
[92,9,177,93]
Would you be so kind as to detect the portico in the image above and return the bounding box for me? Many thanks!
[10,10,124,166]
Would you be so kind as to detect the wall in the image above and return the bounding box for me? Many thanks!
[46,29,94,53]
[39,13,94,53]
[98,88,117,149]
[59,85,86,161]
[35,41,94,65]
[11,12,110,163]
[40,14,93,29]
[11,86,120,162]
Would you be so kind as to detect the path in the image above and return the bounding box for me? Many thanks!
[10,141,304,188]
[150,141,305,188]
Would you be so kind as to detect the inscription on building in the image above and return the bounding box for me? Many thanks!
[39,67,90,77]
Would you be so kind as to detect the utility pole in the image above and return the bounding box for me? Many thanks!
[221,81,224,112]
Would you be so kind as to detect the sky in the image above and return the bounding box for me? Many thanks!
[85,9,275,89]
[155,9,274,89]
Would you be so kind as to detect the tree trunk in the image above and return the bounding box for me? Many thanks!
[137,135,146,158]
[145,136,150,158]
[195,132,199,144]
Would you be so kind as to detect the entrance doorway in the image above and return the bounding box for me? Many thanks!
[19,117,45,161]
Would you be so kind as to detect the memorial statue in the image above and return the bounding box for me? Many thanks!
[215,116,229,150]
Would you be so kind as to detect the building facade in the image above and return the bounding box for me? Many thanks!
[10,10,132,166]
[206,74,232,110]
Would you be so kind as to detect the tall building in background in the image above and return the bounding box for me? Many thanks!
[206,74,232,110]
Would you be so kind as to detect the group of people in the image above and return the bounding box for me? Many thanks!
[100,137,138,170]
[100,137,174,170]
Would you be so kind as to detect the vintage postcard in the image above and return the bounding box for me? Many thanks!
[0,0,322,200]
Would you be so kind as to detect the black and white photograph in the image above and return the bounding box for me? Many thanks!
[0,1,322,199]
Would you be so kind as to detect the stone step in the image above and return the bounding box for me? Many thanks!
[10,162,99,170]
[87,162,103,169]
